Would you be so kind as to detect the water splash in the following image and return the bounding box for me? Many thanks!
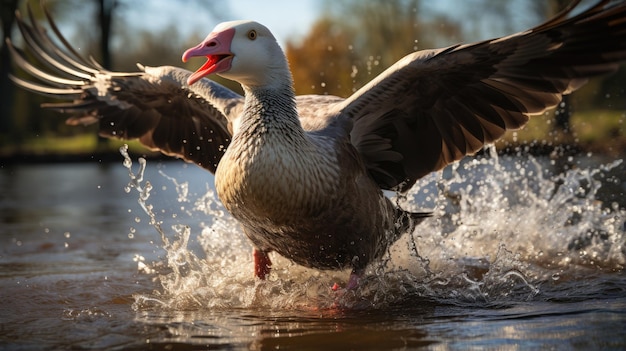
[126,145,625,310]
[121,146,213,307]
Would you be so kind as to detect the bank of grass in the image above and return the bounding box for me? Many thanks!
[1,109,624,161]
[495,109,625,154]
[0,134,157,158]
[570,110,625,142]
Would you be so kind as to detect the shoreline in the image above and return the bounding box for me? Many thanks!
[0,150,169,166]
[0,141,623,166]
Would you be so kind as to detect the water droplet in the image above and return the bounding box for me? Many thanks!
[64,232,71,238]
[551,273,561,281]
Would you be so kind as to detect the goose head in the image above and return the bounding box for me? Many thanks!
[182,20,290,88]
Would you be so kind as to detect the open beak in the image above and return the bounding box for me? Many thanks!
[182,27,235,85]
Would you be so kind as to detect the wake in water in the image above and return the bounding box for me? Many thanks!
[120,145,625,310]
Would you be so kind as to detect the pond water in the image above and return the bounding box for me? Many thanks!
[1,147,625,350]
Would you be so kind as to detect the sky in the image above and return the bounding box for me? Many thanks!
[225,0,321,44]
[119,0,548,48]
[20,0,568,66]
[124,0,321,47]
[37,0,558,53]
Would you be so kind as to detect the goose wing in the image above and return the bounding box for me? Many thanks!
[9,6,243,173]
[336,0,626,191]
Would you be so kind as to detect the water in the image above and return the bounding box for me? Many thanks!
[1,148,625,350]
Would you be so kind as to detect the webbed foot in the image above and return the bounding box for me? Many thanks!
[254,249,272,279]
[332,269,363,291]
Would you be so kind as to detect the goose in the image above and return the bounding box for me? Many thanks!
[8,1,626,289]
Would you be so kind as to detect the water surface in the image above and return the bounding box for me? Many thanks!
[1,149,625,350]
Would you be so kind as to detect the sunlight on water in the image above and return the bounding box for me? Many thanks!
[120,145,625,311]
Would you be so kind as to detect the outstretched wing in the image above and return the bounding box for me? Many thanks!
[9,5,243,173]
[338,0,626,191]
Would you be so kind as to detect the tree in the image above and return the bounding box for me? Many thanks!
[286,0,461,97]
[97,0,117,69]
[2,0,230,151]
[0,0,20,140]
[286,18,360,96]
[1,0,68,143]
[547,0,573,136]
[91,0,231,71]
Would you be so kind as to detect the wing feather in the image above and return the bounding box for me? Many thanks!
[9,7,244,174]
[336,0,626,191]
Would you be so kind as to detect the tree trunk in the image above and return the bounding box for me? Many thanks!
[96,0,117,149]
[550,0,573,137]
[554,95,571,134]
[98,0,117,69]
[0,0,19,141]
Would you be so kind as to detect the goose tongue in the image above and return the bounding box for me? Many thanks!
[182,27,235,85]
[185,54,229,85]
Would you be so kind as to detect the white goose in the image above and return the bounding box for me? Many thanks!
[9,1,626,288]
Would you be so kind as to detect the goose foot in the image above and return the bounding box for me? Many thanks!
[254,249,272,279]
[332,269,362,291]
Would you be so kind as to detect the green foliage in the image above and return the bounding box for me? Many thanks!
[571,110,625,143]
[496,109,625,154]
[0,132,154,156]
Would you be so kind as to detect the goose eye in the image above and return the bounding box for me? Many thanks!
[247,30,257,40]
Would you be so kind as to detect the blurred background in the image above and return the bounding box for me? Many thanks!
[1,0,624,160]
